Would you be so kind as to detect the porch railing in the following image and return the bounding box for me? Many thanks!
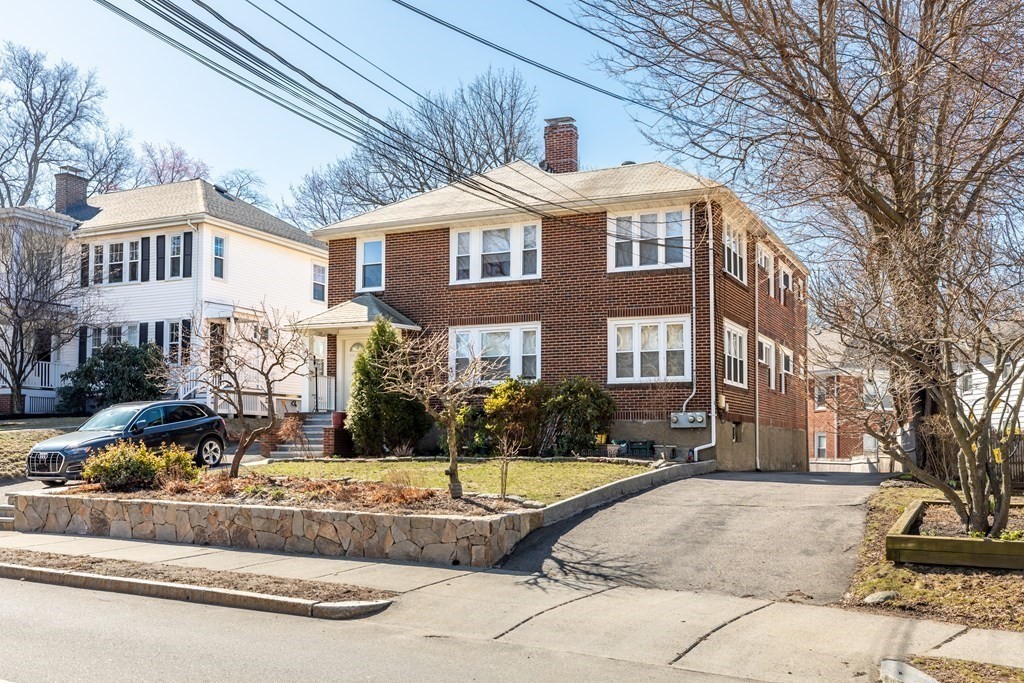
[0,361,70,390]
[310,375,336,413]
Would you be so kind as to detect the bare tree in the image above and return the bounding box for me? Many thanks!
[375,332,491,499]
[585,0,1024,535]
[494,431,523,501]
[216,168,270,208]
[168,302,311,478]
[284,68,538,229]
[138,141,210,185]
[0,216,103,414]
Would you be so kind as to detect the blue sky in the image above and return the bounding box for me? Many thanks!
[2,0,679,205]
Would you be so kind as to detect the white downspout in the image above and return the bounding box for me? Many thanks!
[682,202,699,412]
[693,202,718,463]
[754,235,761,471]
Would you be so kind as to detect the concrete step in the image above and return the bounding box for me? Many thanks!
[0,519,13,532]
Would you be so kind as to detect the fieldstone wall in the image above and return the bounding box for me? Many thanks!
[11,494,542,568]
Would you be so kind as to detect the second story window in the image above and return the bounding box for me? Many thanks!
[780,344,794,393]
[169,235,182,278]
[778,265,793,303]
[756,244,774,291]
[128,241,140,282]
[213,236,225,279]
[312,264,326,302]
[609,209,690,272]
[356,238,383,291]
[92,245,104,284]
[757,335,776,390]
[108,243,124,284]
[723,222,746,283]
[451,224,541,285]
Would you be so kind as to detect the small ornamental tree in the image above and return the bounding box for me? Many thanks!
[546,377,616,457]
[57,343,167,413]
[347,319,432,456]
[483,378,555,457]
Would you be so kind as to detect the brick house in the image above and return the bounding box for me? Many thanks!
[301,117,809,470]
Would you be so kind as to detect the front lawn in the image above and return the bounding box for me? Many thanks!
[845,484,1024,631]
[0,428,68,481]
[256,460,651,505]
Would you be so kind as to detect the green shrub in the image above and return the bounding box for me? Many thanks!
[346,319,433,455]
[158,443,201,483]
[82,440,162,491]
[57,343,167,413]
[545,377,616,456]
[484,378,554,456]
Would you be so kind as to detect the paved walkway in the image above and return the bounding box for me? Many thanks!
[0,530,1021,681]
[504,471,886,604]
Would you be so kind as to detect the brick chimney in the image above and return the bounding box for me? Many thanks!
[55,166,87,214]
[542,116,578,173]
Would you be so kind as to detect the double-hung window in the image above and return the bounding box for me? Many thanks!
[312,264,327,302]
[108,244,124,283]
[126,324,139,347]
[608,316,691,383]
[723,320,748,388]
[168,321,181,364]
[92,245,104,284]
[356,238,384,291]
[814,381,829,409]
[815,433,828,459]
[451,324,540,383]
[723,222,746,282]
[169,235,182,278]
[757,335,776,390]
[778,265,793,303]
[213,236,225,279]
[107,325,123,345]
[451,224,540,284]
[128,241,140,282]
[756,244,774,291]
[608,209,690,272]
[91,327,103,356]
[780,344,794,393]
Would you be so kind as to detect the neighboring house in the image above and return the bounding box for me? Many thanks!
[300,117,809,470]
[0,167,329,415]
[807,329,899,472]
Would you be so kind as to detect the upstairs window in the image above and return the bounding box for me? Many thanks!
[756,244,774,291]
[92,245,104,284]
[780,344,794,393]
[778,265,793,303]
[213,236,225,279]
[451,224,540,284]
[128,241,140,282]
[169,235,182,278]
[608,316,691,383]
[814,381,829,409]
[312,264,327,302]
[608,209,690,272]
[723,222,746,283]
[757,335,776,390]
[108,244,124,284]
[724,320,748,388]
[451,324,540,383]
[356,238,384,291]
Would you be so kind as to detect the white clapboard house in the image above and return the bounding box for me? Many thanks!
[0,167,329,415]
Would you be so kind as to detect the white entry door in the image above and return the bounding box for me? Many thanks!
[339,338,366,411]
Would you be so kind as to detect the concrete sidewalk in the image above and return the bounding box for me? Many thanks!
[1,530,1021,682]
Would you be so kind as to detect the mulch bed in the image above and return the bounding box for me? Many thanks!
[920,504,1024,538]
[0,547,393,603]
[910,656,1024,683]
[72,473,522,516]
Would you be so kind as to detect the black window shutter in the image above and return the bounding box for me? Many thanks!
[139,322,149,345]
[181,318,192,363]
[155,321,165,349]
[79,245,89,288]
[141,237,151,282]
[78,327,87,364]
[182,232,193,278]
[156,235,166,281]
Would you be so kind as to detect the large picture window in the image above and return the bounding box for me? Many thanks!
[607,316,691,383]
[608,209,690,272]
[451,223,541,284]
[451,324,540,383]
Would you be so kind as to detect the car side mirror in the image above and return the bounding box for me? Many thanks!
[130,420,147,435]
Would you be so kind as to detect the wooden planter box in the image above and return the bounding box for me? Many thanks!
[886,499,1024,570]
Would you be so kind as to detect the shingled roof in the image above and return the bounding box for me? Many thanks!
[64,179,324,250]
[294,294,420,333]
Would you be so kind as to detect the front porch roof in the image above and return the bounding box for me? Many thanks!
[294,294,421,334]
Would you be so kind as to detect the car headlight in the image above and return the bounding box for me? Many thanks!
[64,447,93,457]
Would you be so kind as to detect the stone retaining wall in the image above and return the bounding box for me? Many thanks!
[11,493,542,568]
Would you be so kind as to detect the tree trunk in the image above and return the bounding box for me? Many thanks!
[445,423,463,499]
[228,435,253,479]
[9,377,24,415]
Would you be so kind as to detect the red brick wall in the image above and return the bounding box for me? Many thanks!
[326,199,808,453]
[807,375,872,459]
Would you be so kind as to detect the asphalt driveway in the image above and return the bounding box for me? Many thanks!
[503,471,887,604]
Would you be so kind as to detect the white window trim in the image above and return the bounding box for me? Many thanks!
[450,223,542,285]
[449,323,541,385]
[167,320,182,366]
[815,433,828,459]
[606,208,692,273]
[312,262,328,302]
[606,315,692,384]
[780,343,794,394]
[127,240,141,283]
[356,236,385,292]
[723,320,748,389]
[778,264,794,303]
[168,233,184,280]
[723,221,747,284]
[756,243,774,292]
[212,234,227,280]
[757,334,776,390]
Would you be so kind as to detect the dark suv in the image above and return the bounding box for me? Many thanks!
[26,400,228,486]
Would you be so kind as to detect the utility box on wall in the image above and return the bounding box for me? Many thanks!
[670,412,708,429]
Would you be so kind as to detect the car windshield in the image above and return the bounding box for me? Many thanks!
[79,406,140,432]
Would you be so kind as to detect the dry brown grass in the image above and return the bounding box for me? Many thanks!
[910,656,1024,683]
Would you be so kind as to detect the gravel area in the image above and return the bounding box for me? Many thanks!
[0,548,393,603]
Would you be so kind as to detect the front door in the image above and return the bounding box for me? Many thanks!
[339,338,366,411]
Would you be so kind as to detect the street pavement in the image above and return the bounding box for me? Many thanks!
[503,471,886,603]
[0,529,1020,681]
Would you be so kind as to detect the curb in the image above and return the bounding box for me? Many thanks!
[0,561,393,620]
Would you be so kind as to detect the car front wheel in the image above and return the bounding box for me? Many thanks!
[196,437,224,467]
